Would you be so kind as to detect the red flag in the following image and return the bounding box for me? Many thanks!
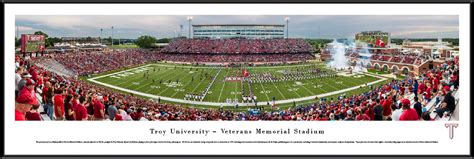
[242,69,249,77]
[376,38,385,47]
[39,45,45,52]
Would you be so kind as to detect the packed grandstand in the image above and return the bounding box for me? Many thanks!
[14,38,459,121]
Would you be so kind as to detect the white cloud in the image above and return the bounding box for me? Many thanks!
[16,15,180,31]
[390,26,458,37]
[16,26,35,31]
[15,15,459,38]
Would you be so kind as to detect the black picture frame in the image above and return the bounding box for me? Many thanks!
[1,1,471,159]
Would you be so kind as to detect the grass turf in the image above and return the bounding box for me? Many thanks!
[87,62,382,109]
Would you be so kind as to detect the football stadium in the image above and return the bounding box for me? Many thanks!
[14,18,459,121]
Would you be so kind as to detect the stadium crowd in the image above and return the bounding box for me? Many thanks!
[48,51,313,77]
[52,50,162,76]
[161,38,313,54]
[15,49,458,121]
[367,52,430,65]
[157,53,314,63]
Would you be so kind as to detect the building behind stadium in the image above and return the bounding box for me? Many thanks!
[192,24,285,39]
[320,31,458,76]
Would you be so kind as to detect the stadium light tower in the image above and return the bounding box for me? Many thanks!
[100,28,103,44]
[285,17,290,39]
[111,26,114,46]
[180,24,184,37]
[16,26,19,39]
[187,16,193,39]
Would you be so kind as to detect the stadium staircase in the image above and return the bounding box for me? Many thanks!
[34,59,77,78]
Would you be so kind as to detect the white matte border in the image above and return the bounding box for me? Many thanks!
[4,4,470,155]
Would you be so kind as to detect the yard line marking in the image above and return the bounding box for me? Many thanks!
[258,82,270,102]
[319,78,341,90]
[187,69,217,98]
[89,64,152,80]
[217,68,228,102]
[157,68,192,95]
[270,81,287,99]
[201,68,222,101]
[137,67,178,93]
[283,81,302,98]
[102,66,153,86]
[234,81,238,100]
[306,79,329,93]
[131,67,175,91]
[300,81,316,95]
[170,71,201,98]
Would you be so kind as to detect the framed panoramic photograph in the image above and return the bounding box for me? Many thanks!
[2,1,471,158]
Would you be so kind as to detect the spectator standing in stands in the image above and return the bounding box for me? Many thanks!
[391,105,402,121]
[355,108,370,121]
[15,67,25,98]
[413,97,422,118]
[18,79,42,121]
[17,73,32,95]
[64,95,75,121]
[54,89,65,120]
[399,98,419,121]
[344,110,355,121]
[107,101,118,121]
[74,96,88,121]
[16,89,39,121]
[86,96,94,120]
[365,100,375,120]
[93,95,105,120]
[42,81,54,119]
[413,79,418,97]
[373,99,383,121]
[123,109,133,121]
[382,95,392,120]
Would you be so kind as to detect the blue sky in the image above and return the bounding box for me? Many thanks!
[15,15,458,39]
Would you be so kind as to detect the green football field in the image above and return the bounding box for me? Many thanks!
[87,62,384,108]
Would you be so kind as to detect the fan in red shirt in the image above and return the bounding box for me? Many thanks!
[399,84,405,96]
[450,74,457,83]
[72,94,80,107]
[399,98,419,121]
[42,83,49,101]
[53,89,65,120]
[93,95,105,120]
[27,96,42,121]
[355,108,370,121]
[25,111,42,120]
[114,113,123,121]
[131,108,144,121]
[15,83,40,121]
[418,82,426,95]
[424,83,433,101]
[29,66,39,83]
[74,96,88,121]
[365,100,376,120]
[442,85,451,95]
[382,96,392,120]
